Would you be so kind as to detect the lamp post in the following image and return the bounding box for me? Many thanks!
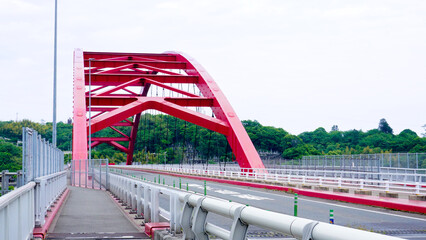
[52,0,58,147]
[88,58,94,161]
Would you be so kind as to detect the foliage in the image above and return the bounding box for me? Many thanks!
[0,140,22,172]
[378,118,393,134]
[0,117,425,168]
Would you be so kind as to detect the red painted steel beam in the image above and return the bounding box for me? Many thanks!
[85,60,186,69]
[170,52,265,169]
[106,141,128,152]
[73,50,265,170]
[84,74,199,86]
[93,78,142,97]
[84,52,177,61]
[127,113,141,165]
[87,98,229,136]
[144,78,199,98]
[109,126,130,138]
[91,137,130,141]
[72,49,88,161]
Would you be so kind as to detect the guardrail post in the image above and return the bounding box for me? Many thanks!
[385,180,390,191]
[230,206,248,240]
[132,182,137,212]
[192,197,208,240]
[151,188,160,222]
[415,182,420,194]
[17,170,23,188]
[338,178,342,188]
[180,194,196,240]
[1,170,9,195]
[136,183,143,217]
[360,179,364,189]
[144,186,151,222]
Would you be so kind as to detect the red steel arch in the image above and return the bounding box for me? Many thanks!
[72,49,265,169]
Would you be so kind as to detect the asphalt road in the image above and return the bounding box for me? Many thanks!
[118,168,426,239]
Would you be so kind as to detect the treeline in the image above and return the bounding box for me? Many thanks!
[0,117,425,170]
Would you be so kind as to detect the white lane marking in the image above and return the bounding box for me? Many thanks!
[215,190,239,195]
[205,181,426,222]
[188,183,213,190]
[233,194,272,201]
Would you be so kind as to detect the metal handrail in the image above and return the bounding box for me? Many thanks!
[0,182,36,240]
[120,165,426,195]
[109,171,402,240]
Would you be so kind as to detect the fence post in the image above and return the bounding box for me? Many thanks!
[415,182,420,195]
[151,188,160,222]
[143,186,150,222]
[1,170,9,195]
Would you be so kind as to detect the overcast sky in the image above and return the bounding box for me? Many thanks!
[0,0,425,136]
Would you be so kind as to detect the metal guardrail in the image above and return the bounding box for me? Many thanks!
[0,181,35,240]
[0,170,24,196]
[0,170,67,240]
[108,171,402,240]
[34,171,67,227]
[125,165,426,195]
[70,159,109,190]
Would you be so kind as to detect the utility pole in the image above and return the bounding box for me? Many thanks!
[52,0,58,147]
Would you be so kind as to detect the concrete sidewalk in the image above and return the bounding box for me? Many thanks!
[47,186,147,239]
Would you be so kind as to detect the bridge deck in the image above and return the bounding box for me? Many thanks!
[46,186,148,239]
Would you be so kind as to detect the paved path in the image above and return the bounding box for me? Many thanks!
[47,186,147,239]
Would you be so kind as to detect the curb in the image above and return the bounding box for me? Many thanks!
[33,188,70,239]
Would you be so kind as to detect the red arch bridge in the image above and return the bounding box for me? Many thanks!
[0,50,425,240]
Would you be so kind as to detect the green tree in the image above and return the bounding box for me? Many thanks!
[378,118,393,134]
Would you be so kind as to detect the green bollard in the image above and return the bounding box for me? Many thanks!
[329,209,334,224]
[154,177,156,183]
[173,180,175,188]
[163,178,165,185]
[179,178,182,189]
[204,180,207,196]
[186,183,189,191]
[294,193,298,217]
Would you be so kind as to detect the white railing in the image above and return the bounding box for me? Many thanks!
[109,173,182,232]
[34,171,67,226]
[0,182,36,240]
[109,171,402,240]
[122,165,426,195]
[70,159,109,190]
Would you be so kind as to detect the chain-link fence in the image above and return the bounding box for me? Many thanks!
[300,153,426,172]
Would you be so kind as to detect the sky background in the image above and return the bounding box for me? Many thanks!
[0,0,425,136]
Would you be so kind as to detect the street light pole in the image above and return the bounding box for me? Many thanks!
[52,0,58,147]
[88,58,94,161]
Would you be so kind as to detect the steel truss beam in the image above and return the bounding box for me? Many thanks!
[72,49,265,169]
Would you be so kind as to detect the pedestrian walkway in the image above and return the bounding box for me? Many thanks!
[45,186,148,239]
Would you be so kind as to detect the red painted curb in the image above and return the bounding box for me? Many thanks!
[33,188,70,239]
[116,167,426,214]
